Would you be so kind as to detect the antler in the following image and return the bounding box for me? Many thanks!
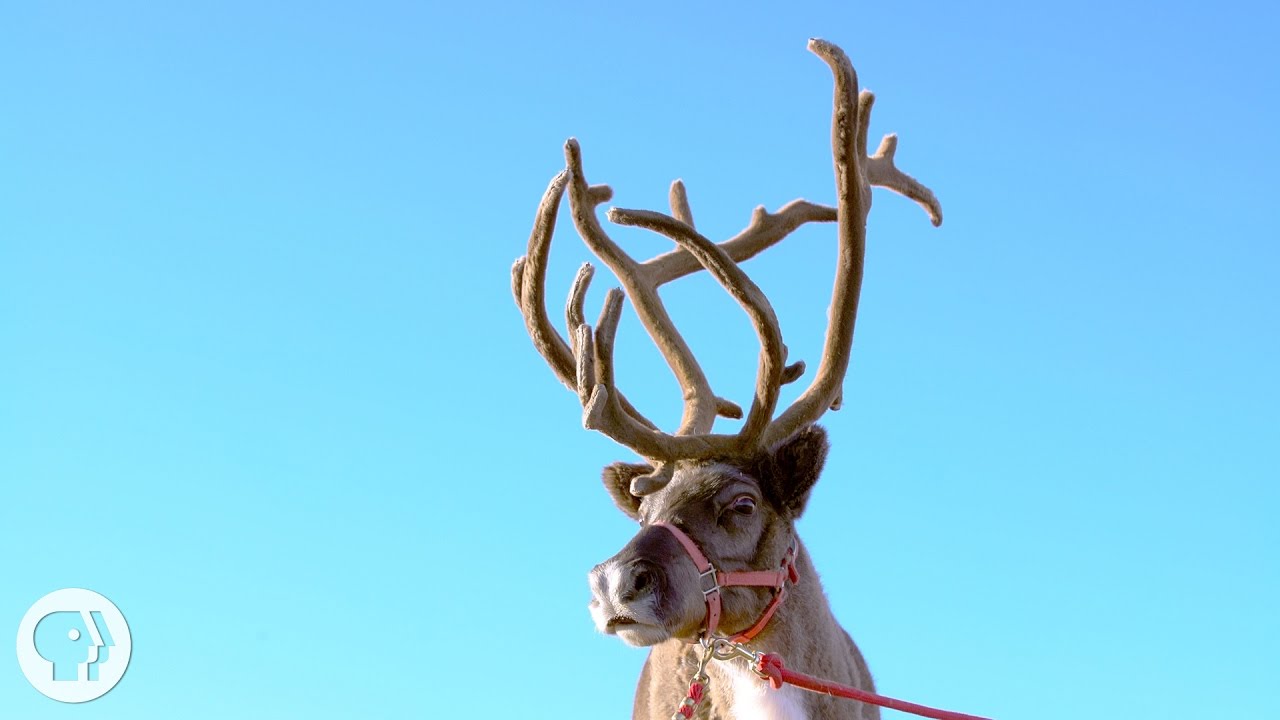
[760,38,942,446]
[512,38,942,493]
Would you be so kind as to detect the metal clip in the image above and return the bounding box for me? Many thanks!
[708,638,759,662]
[694,640,715,680]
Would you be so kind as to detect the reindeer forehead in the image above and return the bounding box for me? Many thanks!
[643,463,756,513]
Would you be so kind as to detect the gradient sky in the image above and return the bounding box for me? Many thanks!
[2,2,1277,718]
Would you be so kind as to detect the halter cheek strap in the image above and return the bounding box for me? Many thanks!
[654,522,800,643]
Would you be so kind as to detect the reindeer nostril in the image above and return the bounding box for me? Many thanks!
[618,563,657,603]
[633,568,652,592]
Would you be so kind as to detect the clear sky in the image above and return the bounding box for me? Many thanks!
[2,2,1276,718]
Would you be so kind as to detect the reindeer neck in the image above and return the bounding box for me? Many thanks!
[739,539,840,658]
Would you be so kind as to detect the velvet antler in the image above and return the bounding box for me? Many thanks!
[513,38,942,493]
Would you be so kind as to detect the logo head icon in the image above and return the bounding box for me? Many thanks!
[16,589,131,702]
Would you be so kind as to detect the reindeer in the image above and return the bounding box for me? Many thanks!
[512,39,942,720]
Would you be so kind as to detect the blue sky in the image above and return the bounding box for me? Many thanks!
[2,1,1276,718]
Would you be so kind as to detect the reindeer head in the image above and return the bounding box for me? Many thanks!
[512,39,941,647]
[588,426,833,646]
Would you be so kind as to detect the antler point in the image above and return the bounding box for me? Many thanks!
[583,384,610,430]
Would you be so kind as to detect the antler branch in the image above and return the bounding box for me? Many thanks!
[669,180,695,228]
[516,142,756,473]
[759,39,870,446]
[564,139,724,438]
[868,134,943,227]
[761,38,942,446]
[609,208,786,449]
[641,200,838,284]
[512,170,574,391]
[512,171,656,432]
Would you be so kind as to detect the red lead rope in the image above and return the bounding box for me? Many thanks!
[754,652,993,720]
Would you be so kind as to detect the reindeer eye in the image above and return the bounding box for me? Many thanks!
[730,496,756,516]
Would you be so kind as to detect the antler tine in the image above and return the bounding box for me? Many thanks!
[565,262,593,354]
[513,170,575,391]
[868,134,942,227]
[669,180,695,228]
[512,170,658,433]
[565,263,661,431]
[763,38,941,447]
[578,292,691,494]
[609,207,785,451]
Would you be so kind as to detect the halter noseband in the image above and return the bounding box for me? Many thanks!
[653,522,800,644]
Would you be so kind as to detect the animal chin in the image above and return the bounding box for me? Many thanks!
[590,598,670,645]
[609,620,671,647]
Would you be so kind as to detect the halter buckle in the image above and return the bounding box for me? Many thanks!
[698,567,720,596]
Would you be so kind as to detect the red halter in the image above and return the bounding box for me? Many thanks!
[654,522,800,644]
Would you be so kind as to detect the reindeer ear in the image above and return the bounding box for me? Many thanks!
[602,462,651,520]
[762,425,829,518]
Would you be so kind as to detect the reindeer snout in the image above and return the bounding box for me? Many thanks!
[590,557,662,607]
[587,526,687,646]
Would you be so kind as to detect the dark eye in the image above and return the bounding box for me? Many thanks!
[730,496,756,516]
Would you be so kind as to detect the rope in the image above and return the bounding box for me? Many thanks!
[670,678,706,720]
[755,653,993,720]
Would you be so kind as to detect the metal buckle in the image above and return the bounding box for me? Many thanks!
[698,567,720,596]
